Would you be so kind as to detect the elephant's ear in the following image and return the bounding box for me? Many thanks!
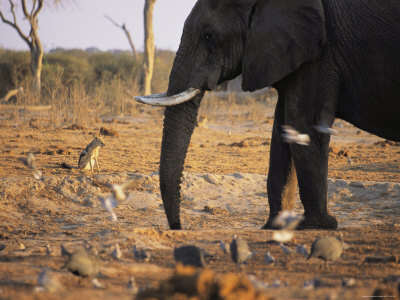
[241,0,326,91]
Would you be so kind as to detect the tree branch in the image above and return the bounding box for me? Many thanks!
[104,15,137,59]
[33,0,44,20]
[0,1,30,45]
[21,0,30,18]
[104,14,121,28]
[30,0,38,17]
[9,0,18,24]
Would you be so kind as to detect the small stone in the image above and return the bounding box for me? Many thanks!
[341,278,356,287]
[127,276,139,293]
[296,244,309,257]
[264,251,275,265]
[133,246,151,262]
[60,244,71,257]
[111,243,122,260]
[219,241,230,255]
[280,243,293,255]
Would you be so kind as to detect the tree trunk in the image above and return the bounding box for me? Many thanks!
[0,0,44,98]
[31,46,43,96]
[141,0,156,95]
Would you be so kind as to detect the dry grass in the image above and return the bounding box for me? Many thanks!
[199,88,277,124]
[5,61,277,128]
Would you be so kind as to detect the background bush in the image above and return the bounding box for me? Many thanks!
[0,48,175,126]
[0,48,174,103]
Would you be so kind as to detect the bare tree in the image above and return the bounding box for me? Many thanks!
[140,0,156,95]
[104,15,137,60]
[0,0,45,95]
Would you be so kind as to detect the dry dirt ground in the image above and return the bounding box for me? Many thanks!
[0,96,399,300]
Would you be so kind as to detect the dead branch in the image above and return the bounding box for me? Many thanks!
[104,15,137,60]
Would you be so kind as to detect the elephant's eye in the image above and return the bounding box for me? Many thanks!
[204,33,212,41]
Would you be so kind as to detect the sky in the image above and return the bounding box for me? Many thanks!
[0,0,197,52]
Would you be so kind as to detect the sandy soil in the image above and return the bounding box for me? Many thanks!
[0,98,399,300]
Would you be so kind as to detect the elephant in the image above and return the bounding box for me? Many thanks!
[136,0,400,230]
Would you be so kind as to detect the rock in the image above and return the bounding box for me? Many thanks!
[219,241,230,255]
[295,244,309,257]
[174,245,205,268]
[264,251,275,265]
[134,246,151,262]
[111,243,122,260]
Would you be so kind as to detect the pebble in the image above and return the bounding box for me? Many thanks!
[111,243,122,260]
[296,244,309,257]
[133,246,151,262]
[279,243,293,255]
[219,241,230,255]
[264,251,275,265]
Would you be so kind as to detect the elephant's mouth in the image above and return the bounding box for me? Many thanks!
[135,88,202,107]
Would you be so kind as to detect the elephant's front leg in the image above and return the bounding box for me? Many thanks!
[263,98,298,229]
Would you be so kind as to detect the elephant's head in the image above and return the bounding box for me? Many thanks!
[136,0,326,229]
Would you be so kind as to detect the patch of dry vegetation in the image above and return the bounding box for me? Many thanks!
[0,48,278,129]
[0,48,175,127]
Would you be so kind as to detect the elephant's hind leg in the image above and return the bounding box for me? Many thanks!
[291,137,338,230]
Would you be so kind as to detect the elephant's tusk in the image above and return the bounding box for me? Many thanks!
[135,88,202,107]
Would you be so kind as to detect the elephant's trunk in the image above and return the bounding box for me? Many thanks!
[159,94,203,229]
[135,29,203,229]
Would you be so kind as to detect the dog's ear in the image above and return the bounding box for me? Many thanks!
[242,0,326,91]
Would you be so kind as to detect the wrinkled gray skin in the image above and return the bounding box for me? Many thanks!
[160,0,400,229]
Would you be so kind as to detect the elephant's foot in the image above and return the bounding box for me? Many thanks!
[262,213,338,230]
[168,220,182,230]
[261,213,279,229]
[297,213,338,230]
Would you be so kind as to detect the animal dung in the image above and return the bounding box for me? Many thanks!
[100,126,119,137]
